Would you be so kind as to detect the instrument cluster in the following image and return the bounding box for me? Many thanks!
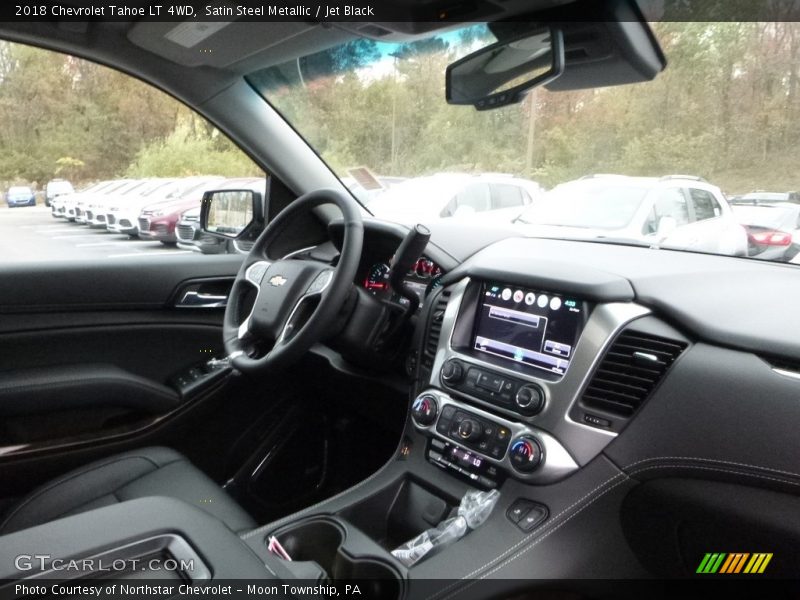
[363,256,444,307]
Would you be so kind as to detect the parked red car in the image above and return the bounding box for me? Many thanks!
[137,178,224,244]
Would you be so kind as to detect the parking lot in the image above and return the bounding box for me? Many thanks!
[0,205,197,262]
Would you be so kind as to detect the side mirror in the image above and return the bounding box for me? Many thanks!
[656,216,678,239]
[446,26,565,110]
[200,189,263,239]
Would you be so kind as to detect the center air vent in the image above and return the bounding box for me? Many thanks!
[581,331,686,418]
[421,289,451,369]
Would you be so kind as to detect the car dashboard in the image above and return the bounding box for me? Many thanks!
[5,218,800,592]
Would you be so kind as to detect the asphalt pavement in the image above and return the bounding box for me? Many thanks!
[0,204,194,262]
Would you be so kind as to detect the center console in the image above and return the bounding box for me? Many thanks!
[245,273,656,594]
[410,277,649,492]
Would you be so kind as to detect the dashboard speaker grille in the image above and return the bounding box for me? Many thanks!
[422,288,451,368]
[581,331,686,417]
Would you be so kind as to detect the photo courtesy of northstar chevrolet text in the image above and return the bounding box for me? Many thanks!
[0,0,798,599]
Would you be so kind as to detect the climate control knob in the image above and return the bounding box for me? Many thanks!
[515,384,545,416]
[509,436,543,473]
[457,418,483,442]
[441,359,465,385]
[411,394,438,426]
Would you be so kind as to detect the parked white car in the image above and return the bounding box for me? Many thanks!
[106,177,227,236]
[50,181,109,218]
[44,179,74,208]
[62,180,135,222]
[84,179,155,228]
[366,173,543,224]
[515,175,748,256]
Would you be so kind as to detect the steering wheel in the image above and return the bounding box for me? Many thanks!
[223,189,363,375]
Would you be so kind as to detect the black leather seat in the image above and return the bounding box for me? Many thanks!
[0,447,255,535]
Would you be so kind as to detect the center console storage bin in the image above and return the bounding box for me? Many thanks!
[337,477,456,550]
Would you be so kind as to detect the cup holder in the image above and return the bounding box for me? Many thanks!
[272,518,403,599]
[275,519,345,569]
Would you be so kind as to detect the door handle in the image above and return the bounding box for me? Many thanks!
[173,278,234,308]
[176,287,228,308]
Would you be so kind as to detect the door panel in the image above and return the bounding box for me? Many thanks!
[0,254,242,312]
[0,254,243,452]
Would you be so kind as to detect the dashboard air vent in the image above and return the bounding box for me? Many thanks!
[582,331,686,417]
[422,289,451,367]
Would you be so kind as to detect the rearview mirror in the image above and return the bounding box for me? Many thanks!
[446,27,564,111]
[200,189,262,239]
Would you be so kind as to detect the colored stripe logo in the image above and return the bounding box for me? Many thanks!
[696,553,772,574]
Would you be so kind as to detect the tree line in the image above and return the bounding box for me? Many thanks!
[264,22,800,194]
[0,41,260,189]
[0,22,798,195]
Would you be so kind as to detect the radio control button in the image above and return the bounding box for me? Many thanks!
[441,359,465,385]
[515,384,545,416]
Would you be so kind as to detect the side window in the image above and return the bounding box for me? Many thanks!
[0,41,264,262]
[653,188,690,226]
[689,188,722,221]
[490,183,525,209]
[454,183,491,212]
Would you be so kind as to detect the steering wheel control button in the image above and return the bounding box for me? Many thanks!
[306,270,333,295]
[515,384,545,416]
[507,500,549,531]
[441,359,465,385]
[246,261,270,286]
[411,394,438,427]
[509,436,543,473]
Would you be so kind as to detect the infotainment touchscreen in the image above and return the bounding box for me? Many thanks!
[472,282,587,375]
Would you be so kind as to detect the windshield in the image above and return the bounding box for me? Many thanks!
[249,22,800,264]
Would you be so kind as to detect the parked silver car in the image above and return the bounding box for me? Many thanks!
[516,175,748,256]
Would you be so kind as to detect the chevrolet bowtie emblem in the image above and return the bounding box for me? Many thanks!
[268,275,288,287]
